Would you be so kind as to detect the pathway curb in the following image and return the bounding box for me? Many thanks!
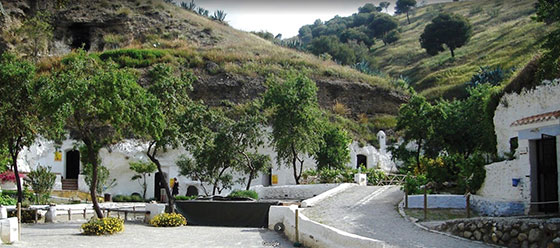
[397,199,500,248]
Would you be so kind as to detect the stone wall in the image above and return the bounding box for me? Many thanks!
[434,217,560,248]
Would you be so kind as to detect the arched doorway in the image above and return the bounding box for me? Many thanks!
[357,155,367,169]
[66,150,80,179]
[186,186,199,196]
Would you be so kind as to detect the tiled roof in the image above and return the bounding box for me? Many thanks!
[511,110,560,127]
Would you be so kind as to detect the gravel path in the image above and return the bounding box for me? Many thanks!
[302,185,491,248]
[13,222,293,248]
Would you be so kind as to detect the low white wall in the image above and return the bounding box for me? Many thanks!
[407,194,466,209]
[269,206,385,248]
[253,184,339,200]
[477,160,524,201]
[301,183,355,208]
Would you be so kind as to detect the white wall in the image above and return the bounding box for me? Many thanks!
[494,79,560,156]
[19,128,396,198]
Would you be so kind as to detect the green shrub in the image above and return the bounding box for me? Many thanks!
[150,213,187,227]
[112,194,145,202]
[81,217,124,235]
[175,195,197,200]
[402,173,429,195]
[0,195,17,205]
[8,209,42,223]
[457,152,487,193]
[228,190,258,200]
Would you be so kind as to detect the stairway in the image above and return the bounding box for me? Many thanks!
[62,179,78,190]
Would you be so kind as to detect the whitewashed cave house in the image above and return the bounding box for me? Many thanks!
[477,79,560,216]
[16,128,395,200]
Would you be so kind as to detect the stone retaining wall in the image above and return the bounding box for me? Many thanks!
[434,217,560,247]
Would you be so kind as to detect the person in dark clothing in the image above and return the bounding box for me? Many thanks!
[172,177,179,196]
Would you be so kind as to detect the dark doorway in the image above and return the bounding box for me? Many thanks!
[536,135,558,213]
[357,155,367,169]
[186,186,199,196]
[66,150,80,179]
[69,23,91,50]
[155,172,167,202]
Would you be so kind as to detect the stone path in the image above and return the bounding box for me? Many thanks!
[13,222,293,248]
[302,185,491,248]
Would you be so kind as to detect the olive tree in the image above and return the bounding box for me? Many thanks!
[263,74,322,184]
[42,51,163,218]
[419,13,472,58]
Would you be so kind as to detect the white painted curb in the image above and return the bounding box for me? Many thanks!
[269,205,387,248]
[301,183,355,208]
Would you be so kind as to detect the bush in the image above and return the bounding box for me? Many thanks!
[228,190,258,200]
[25,165,56,204]
[98,49,169,68]
[8,209,42,223]
[150,213,187,227]
[0,170,24,183]
[112,194,145,202]
[402,173,429,195]
[81,217,124,235]
[0,195,16,205]
[175,195,198,201]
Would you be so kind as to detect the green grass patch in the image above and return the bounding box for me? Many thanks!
[404,208,479,222]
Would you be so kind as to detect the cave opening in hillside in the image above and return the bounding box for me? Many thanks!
[69,23,91,51]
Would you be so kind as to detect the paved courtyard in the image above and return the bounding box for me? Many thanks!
[303,185,491,248]
[14,222,293,248]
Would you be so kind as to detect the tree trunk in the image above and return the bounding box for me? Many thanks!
[142,174,147,200]
[291,144,300,184]
[450,48,455,57]
[85,142,104,219]
[147,143,174,213]
[9,136,23,204]
[213,167,228,195]
[10,151,23,204]
[406,12,410,24]
[416,140,422,172]
[246,170,254,190]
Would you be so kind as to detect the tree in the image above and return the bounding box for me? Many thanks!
[25,165,56,204]
[395,0,417,24]
[0,53,43,204]
[393,95,438,170]
[379,2,391,13]
[143,63,209,212]
[177,109,236,195]
[15,12,52,62]
[82,163,117,195]
[42,51,163,218]
[383,30,401,45]
[369,13,399,44]
[314,122,351,170]
[223,101,271,190]
[263,74,322,184]
[129,161,157,199]
[419,13,472,58]
[534,0,560,80]
[358,3,381,13]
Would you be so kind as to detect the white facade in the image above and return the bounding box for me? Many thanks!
[18,129,395,199]
[478,79,560,214]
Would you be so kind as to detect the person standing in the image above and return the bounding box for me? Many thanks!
[172,177,179,197]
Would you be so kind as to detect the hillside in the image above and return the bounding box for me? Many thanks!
[0,0,407,120]
[370,0,550,99]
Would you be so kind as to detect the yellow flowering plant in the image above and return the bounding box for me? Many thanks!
[81,217,124,235]
[150,213,187,227]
